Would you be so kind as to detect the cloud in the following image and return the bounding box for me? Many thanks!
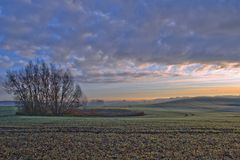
[1,0,240,83]
[0,55,13,68]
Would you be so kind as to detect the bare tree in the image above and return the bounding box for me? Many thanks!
[3,60,87,115]
[72,84,88,109]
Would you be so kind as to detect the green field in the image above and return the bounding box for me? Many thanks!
[1,98,240,159]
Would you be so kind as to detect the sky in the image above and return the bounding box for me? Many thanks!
[1,0,240,101]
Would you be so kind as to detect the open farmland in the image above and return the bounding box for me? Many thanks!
[1,100,240,159]
[2,0,240,159]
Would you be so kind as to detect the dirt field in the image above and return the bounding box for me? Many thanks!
[1,111,240,159]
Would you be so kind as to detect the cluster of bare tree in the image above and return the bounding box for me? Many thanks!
[4,60,87,115]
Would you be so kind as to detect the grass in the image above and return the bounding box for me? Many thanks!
[0,106,17,117]
[1,104,240,159]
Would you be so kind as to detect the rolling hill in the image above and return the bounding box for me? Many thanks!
[0,101,16,107]
[149,96,240,112]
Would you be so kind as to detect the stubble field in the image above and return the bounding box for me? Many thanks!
[1,106,240,159]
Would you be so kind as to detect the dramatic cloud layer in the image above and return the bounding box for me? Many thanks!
[1,0,240,100]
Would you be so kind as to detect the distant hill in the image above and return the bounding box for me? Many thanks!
[0,101,16,107]
[149,96,240,112]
